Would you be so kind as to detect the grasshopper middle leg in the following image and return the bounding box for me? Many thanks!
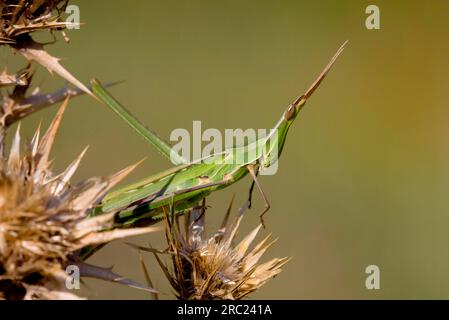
[246,164,270,228]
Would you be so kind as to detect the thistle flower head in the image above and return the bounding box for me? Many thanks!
[144,201,289,300]
[0,99,156,299]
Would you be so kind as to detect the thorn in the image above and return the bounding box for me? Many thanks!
[290,40,348,112]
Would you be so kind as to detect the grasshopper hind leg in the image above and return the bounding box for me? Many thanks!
[247,176,257,209]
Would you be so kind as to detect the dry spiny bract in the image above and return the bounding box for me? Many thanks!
[0,99,158,300]
[137,201,290,300]
[0,67,28,88]
[0,0,91,95]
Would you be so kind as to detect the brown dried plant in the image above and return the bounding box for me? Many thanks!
[133,200,290,300]
[0,99,158,300]
[0,0,70,43]
[0,0,91,96]
[0,1,94,154]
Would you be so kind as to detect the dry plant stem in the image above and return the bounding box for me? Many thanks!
[0,69,115,131]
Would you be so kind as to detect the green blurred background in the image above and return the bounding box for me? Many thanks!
[2,0,449,299]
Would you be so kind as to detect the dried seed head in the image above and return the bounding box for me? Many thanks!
[0,0,72,44]
[0,99,156,300]
[0,1,92,98]
[149,201,290,300]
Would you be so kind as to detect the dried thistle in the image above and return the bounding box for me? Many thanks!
[0,98,158,300]
[0,1,93,141]
[0,64,88,135]
[0,0,71,43]
[0,0,91,95]
[135,200,290,300]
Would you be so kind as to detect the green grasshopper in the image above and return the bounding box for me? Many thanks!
[91,42,347,228]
